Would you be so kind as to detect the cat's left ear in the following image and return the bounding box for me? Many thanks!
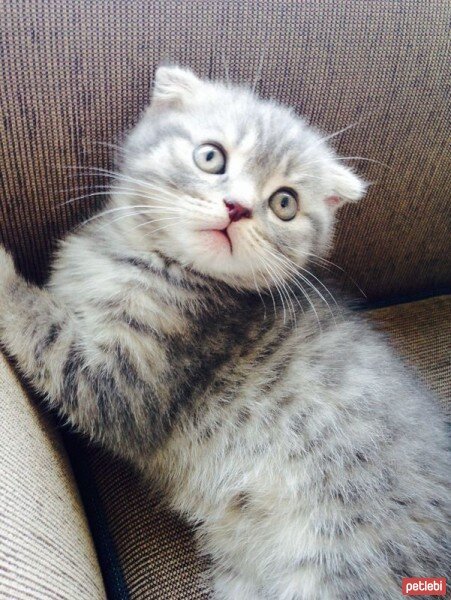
[326,163,367,211]
[151,65,202,108]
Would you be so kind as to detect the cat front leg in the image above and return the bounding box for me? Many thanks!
[0,246,75,402]
[0,245,162,455]
[0,247,103,444]
[211,571,263,600]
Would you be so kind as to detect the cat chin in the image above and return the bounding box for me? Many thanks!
[162,241,259,290]
[154,226,288,291]
[188,254,255,288]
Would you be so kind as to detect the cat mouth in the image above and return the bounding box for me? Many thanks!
[217,228,232,252]
[200,227,233,253]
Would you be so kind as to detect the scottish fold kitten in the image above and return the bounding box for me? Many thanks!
[0,66,449,600]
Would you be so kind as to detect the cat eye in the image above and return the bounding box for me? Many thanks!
[193,143,226,175]
[269,189,298,221]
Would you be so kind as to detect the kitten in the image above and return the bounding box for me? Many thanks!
[0,66,449,600]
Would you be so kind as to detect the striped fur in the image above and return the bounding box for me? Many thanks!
[0,67,449,599]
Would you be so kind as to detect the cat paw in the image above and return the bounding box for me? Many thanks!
[0,245,17,290]
[212,574,262,600]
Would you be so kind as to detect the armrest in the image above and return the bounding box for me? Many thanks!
[0,352,106,599]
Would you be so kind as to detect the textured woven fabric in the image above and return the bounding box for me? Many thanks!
[0,354,106,600]
[0,1,450,597]
[368,295,451,413]
[0,0,450,300]
[83,451,210,600]
[83,296,450,599]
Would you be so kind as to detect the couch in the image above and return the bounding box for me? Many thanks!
[1,2,449,598]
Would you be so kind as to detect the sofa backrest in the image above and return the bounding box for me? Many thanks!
[1,1,449,301]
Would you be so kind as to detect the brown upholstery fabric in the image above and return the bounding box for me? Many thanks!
[1,0,450,300]
[0,353,106,600]
[84,296,450,599]
[84,451,210,600]
[368,295,451,412]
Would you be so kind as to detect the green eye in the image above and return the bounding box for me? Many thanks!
[193,143,226,174]
[269,189,298,221]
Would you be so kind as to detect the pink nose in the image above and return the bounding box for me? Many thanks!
[224,199,252,222]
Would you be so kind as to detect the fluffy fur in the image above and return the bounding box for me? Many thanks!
[0,66,449,599]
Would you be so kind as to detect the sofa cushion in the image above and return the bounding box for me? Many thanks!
[367,295,450,407]
[0,354,106,599]
[0,1,450,301]
[78,295,450,599]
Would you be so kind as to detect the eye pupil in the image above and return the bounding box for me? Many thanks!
[281,196,289,208]
[206,151,215,162]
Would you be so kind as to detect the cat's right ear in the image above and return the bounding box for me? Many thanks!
[151,65,202,108]
[326,163,368,212]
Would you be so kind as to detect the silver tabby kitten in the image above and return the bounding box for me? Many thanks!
[0,66,449,600]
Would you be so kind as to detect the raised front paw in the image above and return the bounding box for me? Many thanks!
[212,573,262,600]
[0,245,18,291]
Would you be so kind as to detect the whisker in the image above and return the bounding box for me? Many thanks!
[61,167,216,216]
[61,165,224,214]
[262,254,304,324]
[244,236,277,318]
[75,205,157,229]
[58,184,111,196]
[57,183,188,213]
[251,246,284,322]
[64,166,172,198]
[279,252,339,309]
[263,260,287,324]
[300,122,359,159]
[302,251,367,299]
[62,166,179,198]
[253,243,294,325]
[293,154,389,174]
[143,220,184,237]
[249,230,322,330]
[251,45,267,94]
[57,190,113,208]
[253,254,277,319]
[267,249,332,326]
[265,256,301,320]
[130,215,184,232]
[335,156,391,170]
[249,260,267,320]
[74,204,184,230]
[264,258,295,324]
[276,263,322,331]
[98,212,184,232]
[90,141,130,155]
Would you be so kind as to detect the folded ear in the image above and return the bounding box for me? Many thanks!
[151,65,202,108]
[326,163,367,211]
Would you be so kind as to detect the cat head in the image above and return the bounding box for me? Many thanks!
[119,65,366,290]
